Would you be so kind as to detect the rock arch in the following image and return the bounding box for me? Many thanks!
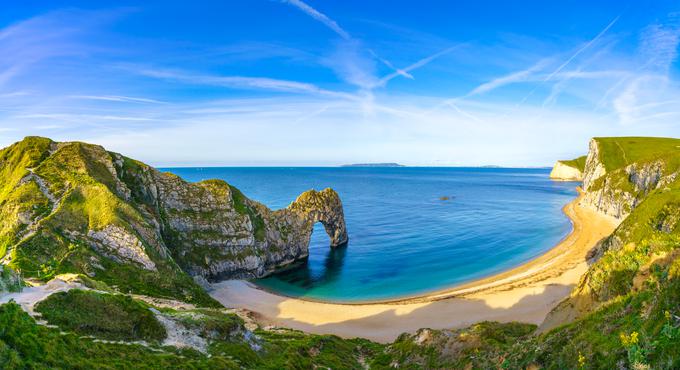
[287,188,348,247]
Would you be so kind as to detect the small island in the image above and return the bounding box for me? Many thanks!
[341,162,405,167]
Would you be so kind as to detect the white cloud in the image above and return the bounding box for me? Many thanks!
[639,20,680,72]
[135,67,358,100]
[69,95,167,104]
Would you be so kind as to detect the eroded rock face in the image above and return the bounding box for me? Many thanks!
[113,160,349,280]
[549,161,583,181]
[582,139,606,191]
[288,188,348,247]
[88,225,157,271]
[579,138,675,220]
[0,137,349,286]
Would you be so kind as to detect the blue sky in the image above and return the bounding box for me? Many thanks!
[0,1,679,166]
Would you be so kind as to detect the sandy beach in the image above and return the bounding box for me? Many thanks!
[210,189,619,343]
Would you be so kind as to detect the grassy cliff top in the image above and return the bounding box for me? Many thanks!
[558,155,587,172]
[594,137,680,171]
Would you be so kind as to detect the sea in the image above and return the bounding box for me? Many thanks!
[163,167,578,302]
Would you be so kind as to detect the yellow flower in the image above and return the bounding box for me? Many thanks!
[578,352,586,368]
[665,310,671,320]
[620,332,629,346]
[630,331,639,345]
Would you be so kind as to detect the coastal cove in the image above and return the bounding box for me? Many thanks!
[209,190,619,342]
[164,167,581,302]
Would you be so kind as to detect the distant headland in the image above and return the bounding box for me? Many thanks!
[341,162,405,167]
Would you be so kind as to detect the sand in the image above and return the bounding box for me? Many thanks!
[209,189,619,343]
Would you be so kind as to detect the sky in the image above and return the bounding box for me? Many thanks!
[0,1,679,166]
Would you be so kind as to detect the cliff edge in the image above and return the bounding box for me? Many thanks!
[549,156,586,181]
[0,137,348,303]
[541,136,680,331]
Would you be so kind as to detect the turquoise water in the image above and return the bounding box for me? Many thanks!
[163,167,578,302]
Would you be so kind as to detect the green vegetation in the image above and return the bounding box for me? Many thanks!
[559,155,587,172]
[0,266,22,293]
[0,301,243,369]
[2,135,680,368]
[229,185,266,242]
[594,137,680,172]
[0,137,224,307]
[379,273,680,369]
[35,290,166,342]
[0,299,382,369]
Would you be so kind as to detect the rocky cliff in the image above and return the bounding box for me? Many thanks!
[542,136,680,330]
[549,158,585,181]
[0,137,347,302]
[579,137,680,220]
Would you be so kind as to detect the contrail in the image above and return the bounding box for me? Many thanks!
[281,0,412,80]
[282,0,350,40]
[543,15,620,82]
[376,45,460,87]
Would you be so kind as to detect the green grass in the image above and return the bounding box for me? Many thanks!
[0,299,384,369]
[0,137,221,307]
[0,301,243,369]
[229,185,266,242]
[594,137,680,172]
[54,240,221,307]
[3,135,680,368]
[35,290,166,342]
[0,266,22,293]
[559,155,587,172]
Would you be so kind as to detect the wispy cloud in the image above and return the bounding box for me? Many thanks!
[69,95,167,104]
[322,40,379,90]
[135,67,358,100]
[69,95,166,104]
[280,0,412,83]
[612,14,680,124]
[463,15,619,102]
[0,9,120,92]
[16,113,154,122]
[638,18,680,72]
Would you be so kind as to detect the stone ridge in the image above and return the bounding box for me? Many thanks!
[0,137,349,302]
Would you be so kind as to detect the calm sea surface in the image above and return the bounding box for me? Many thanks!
[163,167,578,302]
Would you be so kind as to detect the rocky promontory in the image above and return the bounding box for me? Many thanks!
[549,156,586,181]
[0,137,348,302]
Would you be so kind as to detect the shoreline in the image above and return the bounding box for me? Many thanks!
[210,188,619,343]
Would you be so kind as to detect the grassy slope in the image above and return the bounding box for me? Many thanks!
[0,138,218,307]
[558,155,587,172]
[1,136,679,368]
[0,291,382,369]
[35,290,166,342]
[595,137,680,172]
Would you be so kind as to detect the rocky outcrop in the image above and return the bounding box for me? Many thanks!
[0,137,350,292]
[288,189,348,247]
[88,225,157,271]
[118,163,349,280]
[581,140,606,191]
[541,136,680,332]
[579,138,676,220]
[549,161,583,181]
